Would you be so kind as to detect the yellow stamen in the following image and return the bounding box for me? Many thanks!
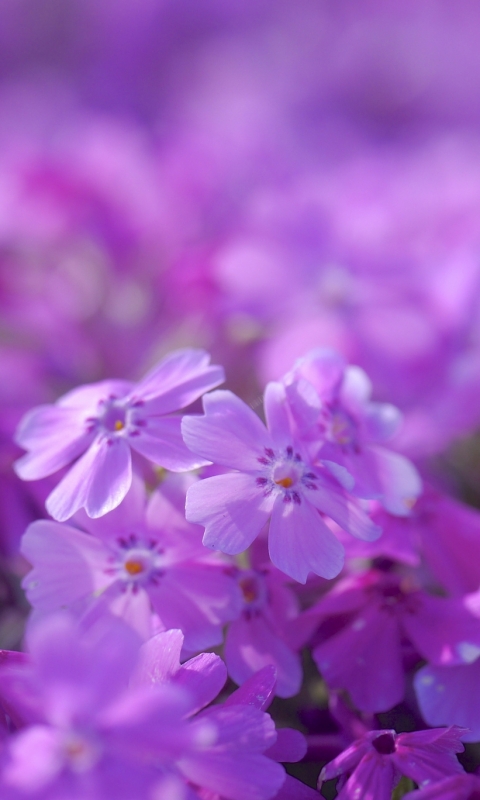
[114,420,125,431]
[275,476,293,488]
[404,497,417,510]
[124,560,144,576]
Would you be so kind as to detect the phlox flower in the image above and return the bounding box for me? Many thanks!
[414,587,480,742]
[14,349,224,521]
[319,727,466,800]
[309,565,480,712]
[342,486,480,596]
[135,629,316,800]
[282,349,422,516]
[224,565,313,698]
[21,476,240,651]
[403,773,480,799]
[182,385,380,584]
[0,614,215,800]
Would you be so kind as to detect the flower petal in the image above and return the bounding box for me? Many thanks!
[268,494,344,583]
[131,415,210,470]
[14,405,94,480]
[225,615,302,698]
[46,437,132,522]
[21,520,109,611]
[186,473,274,555]
[134,348,224,414]
[182,390,274,471]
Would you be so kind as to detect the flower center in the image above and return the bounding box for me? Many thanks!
[273,463,300,489]
[124,558,145,576]
[100,401,127,433]
[239,576,259,604]
[237,570,267,614]
[104,534,165,589]
[372,732,396,755]
[63,732,100,773]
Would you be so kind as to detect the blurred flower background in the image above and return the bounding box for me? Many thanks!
[2,0,480,792]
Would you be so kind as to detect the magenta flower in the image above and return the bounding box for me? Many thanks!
[14,348,224,521]
[342,486,480,596]
[403,773,480,799]
[319,727,465,800]
[182,386,380,583]
[21,477,240,651]
[282,349,422,516]
[310,566,480,712]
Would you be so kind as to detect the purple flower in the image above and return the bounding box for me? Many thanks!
[133,630,306,800]
[282,349,422,516]
[21,476,240,651]
[319,727,466,800]
[0,617,295,800]
[342,485,480,596]
[414,588,480,741]
[182,386,380,583]
[0,614,214,799]
[224,566,312,698]
[403,773,480,800]
[14,349,224,521]
[310,566,480,712]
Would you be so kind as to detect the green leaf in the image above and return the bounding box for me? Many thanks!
[392,776,415,799]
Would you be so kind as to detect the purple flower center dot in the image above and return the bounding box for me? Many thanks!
[372,733,396,755]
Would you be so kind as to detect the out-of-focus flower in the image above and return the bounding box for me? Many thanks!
[224,565,311,698]
[0,616,294,800]
[309,565,480,712]
[403,772,480,800]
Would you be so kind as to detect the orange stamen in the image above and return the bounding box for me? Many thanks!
[124,560,144,576]
[275,476,293,488]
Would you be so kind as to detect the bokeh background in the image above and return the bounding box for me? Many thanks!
[2,3,480,763]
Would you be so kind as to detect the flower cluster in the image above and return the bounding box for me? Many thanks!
[3,4,480,798]
[2,341,479,798]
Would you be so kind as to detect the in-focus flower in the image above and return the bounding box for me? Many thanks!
[319,727,465,800]
[182,385,380,583]
[21,476,240,651]
[14,349,224,521]
[282,349,422,515]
